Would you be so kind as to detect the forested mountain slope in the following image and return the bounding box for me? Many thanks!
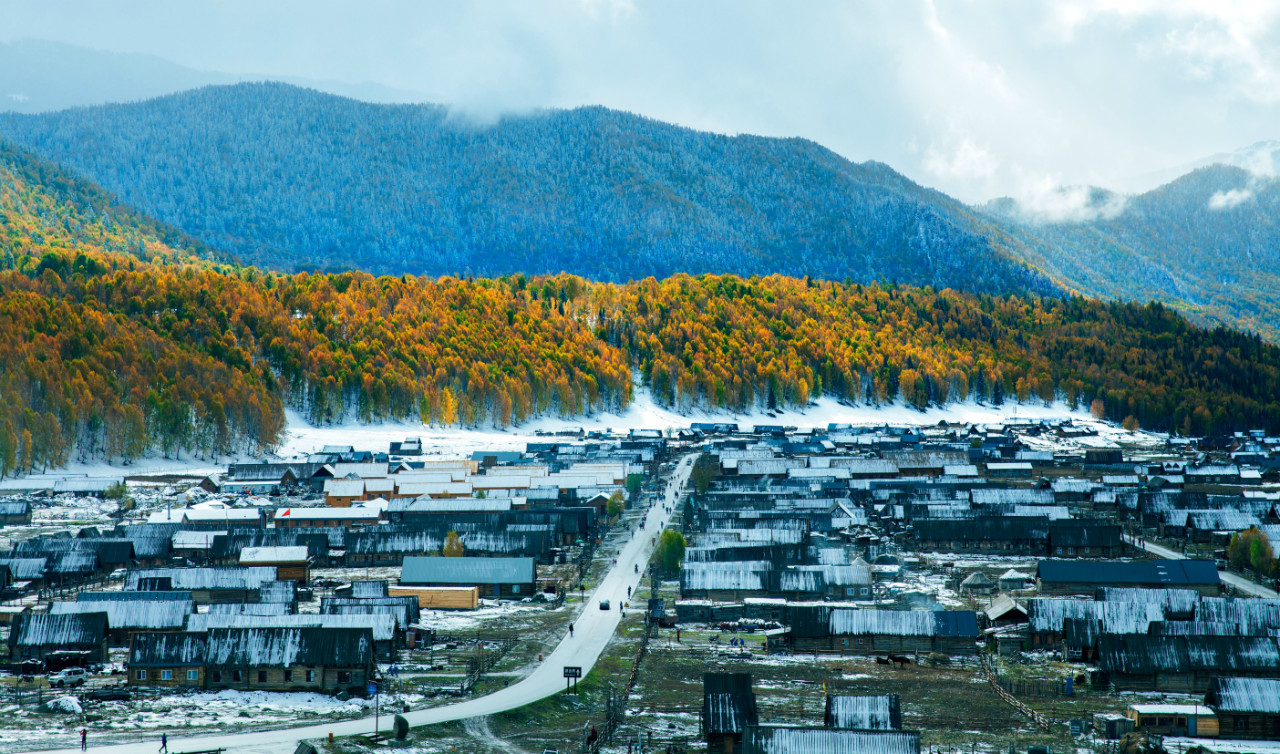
[985,166,1280,340]
[4,131,1280,472]
[0,82,1052,296]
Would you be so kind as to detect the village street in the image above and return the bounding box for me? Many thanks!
[35,453,699,754]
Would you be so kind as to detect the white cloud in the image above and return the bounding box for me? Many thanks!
[1208,187,1254,209]
[923,137,999,180]
[1050,0,1280,102]
[1007,173,1129,224]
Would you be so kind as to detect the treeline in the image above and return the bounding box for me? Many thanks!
[7,254,1280,474]
[592,274,1280,436]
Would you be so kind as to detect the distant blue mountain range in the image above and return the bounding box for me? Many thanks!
[0,82,1052,296]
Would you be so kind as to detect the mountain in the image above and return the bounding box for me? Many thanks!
[985,165,1280,340]
[3,138,1280,470]
[1118,140,1280,194]
[0,39,431,115]
[0,82,1053,297]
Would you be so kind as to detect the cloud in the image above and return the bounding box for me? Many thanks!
[923,137,999,181]
[1050,1,1280,103]
[1006,174,1129,224]
[1208,187,1254,209]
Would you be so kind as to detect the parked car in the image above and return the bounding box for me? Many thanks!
[50,667,87,688]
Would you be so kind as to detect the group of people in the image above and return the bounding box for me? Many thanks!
[75,732,166,747]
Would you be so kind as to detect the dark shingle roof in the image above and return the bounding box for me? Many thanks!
[206,627,373,668]
[129,632,208,667]
[1037,559,1220,587]
[10,612,108,648]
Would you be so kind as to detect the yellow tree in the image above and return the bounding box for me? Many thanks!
[439,387,458,427]
[442,530,464,557]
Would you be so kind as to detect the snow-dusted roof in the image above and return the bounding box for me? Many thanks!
[239,546,310,564]
[51,599,193,630]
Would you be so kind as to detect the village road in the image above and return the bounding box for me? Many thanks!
[34,452,700,754]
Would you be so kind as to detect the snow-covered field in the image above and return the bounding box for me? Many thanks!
[278,384,1134,458]
[12,384,1163,506]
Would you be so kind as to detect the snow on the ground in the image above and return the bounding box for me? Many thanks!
[415,599,553,633]
[1165,738,1280,754]
[278,383,1126,458]
[153,689,373,714]
[9,382,1163,485]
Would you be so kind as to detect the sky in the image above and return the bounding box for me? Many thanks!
[3,0,1280,208]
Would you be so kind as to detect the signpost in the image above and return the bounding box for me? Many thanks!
[564,665,582,694]
[368,682,379,736]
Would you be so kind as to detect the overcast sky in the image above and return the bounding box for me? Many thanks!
[4,0,1279,206]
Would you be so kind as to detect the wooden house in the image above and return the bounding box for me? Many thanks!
[129,626,375,694]
[911,517,1049,555]
[205,626,374,693]
[1096,635,1280,692]
[388,585,479,610]
[703,673,758,754]
[1036,559,1220,597]
[790,607,978,656]
[220,463,298,495]
[124,567,279,604]
[238,546,311,584]
[273,507,380,529]
[185,613,400,662]
[8,612,109,662]
[0,499,32,525]
[128,632,208,689]
[51,597,194,645]
[400,556,537,599]
[1046,522,1124,558]
[1205,677,1280,739]
[0,557,47,592]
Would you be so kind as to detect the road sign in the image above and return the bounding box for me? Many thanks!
[368,683,377,696]
[563,666,582,678]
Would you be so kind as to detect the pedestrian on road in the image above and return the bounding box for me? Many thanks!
[80,729,87,751]
[159,734,168,754]
[569,622,574,638]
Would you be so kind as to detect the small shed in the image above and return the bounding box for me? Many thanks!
[1127,703,1217,737]
[997,569,1031,591]
[388,585,479,610]
[960,572,995,596]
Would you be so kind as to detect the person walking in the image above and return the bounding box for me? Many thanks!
[80,729,87,751]
[159,733,167,754]
[568,622,574,638]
